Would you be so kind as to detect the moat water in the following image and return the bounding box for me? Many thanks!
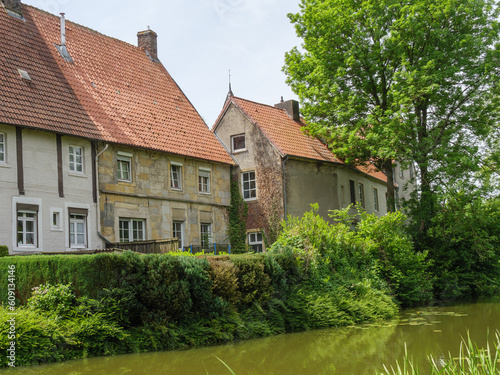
[2,301,499,374]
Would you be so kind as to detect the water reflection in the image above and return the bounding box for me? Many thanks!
[2,302,499,375]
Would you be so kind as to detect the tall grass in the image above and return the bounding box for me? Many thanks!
[381,332,500,375]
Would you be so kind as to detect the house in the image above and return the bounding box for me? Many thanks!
[213,95,414,251]
[0,1,234,254]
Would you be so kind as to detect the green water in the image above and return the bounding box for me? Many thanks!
[2,302,499,374]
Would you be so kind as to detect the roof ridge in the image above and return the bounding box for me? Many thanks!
[24,4,143,53]
[232,96,287,113]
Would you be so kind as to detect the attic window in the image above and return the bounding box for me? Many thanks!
[17,69,31,81]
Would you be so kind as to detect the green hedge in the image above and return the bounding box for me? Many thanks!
[0,216,401,367]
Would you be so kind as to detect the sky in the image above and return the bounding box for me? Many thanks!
[22,0,302,127]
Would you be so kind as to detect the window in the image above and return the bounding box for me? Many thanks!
[399,166,404,179]
[409,164,414,180]
[119,218,145,242]
[170,163,182,190]
[17,211,37,247]
[50,208,63,231]
[242,171,256,200]
[349,180,356,204]
[173,221,184,249]
[69,145,83,173]
[231,134,246,152]
[0,133,5,163]
[248,232,263,253]
[69,214,86,247]
[117,152,132,181]
[373,188,379,212]
[358,183,365,208]
[198,169,210,194]
[200,223,211,249]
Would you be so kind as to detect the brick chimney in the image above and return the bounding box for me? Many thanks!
[275,98,300,122]
[1,0,22,16]
[137,29,158,60]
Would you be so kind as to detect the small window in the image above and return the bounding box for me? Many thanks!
[50,208,63,231]
[200,223,211,249]
[248,232,263,253]
[17,211,37,247]
[69,214,87,248]
[358,183,365,208]
[69,145,83,173]
[0,133,5,163]
[399,167,404,179]
[198,169,211,194]
[117,153,132,181]
[409,164,414,180]
[170,164,182,190]
[119,218,145,242]
[173,221,184,249]
[231,134,246,152]
[373,188,379,212]
[242,171,256,200]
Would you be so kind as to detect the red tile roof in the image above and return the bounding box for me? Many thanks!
[0,4,234,165]
[215,96,388,183]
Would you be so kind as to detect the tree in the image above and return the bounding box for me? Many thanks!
[284,0,500,221]
[227,177,248,253]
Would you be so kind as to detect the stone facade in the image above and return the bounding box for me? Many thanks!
[97,143,231,249]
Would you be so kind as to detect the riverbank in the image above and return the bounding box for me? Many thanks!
[0,245,398,368]
[1,302,498,374]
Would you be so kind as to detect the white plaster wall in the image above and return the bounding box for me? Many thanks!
[1,126,101,254]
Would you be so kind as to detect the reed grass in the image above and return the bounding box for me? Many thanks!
[381,331,500,375]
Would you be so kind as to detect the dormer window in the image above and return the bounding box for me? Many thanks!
[231,134,246,153]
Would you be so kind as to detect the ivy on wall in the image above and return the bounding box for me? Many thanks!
[227,178,248,253]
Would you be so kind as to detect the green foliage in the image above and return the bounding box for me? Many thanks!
[0,246,8,257]
[227,178,248,253]
[27,283,76,318]
[284,0,500,217]
[272,204,432,308]
[424,194,500,301]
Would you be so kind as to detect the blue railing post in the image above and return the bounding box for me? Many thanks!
[228,244,231,254]
[190,245,193,254]
[214,243,217,255]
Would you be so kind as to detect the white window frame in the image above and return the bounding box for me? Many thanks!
[248,232,264,253]
[117,152,132,182]
[242,171,257,201]
[119,218,146,242]
[198,168,211,194]
[17,211,37,247]
[373,188,379,212]
[69,145,84,174]
[200,223,212,248]
[172,221,184,250]
[69,214,87,248]
[170,162,183,190]
[231,134,246,153]
[0,132,6,163]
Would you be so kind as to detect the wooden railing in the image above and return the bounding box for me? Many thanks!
[106,238,179,254]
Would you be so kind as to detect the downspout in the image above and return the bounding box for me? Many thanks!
[95,143,111,246]
[282,155,288,221]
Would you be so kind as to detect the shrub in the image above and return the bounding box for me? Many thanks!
[0,246,8,258]
[27,283,76,318]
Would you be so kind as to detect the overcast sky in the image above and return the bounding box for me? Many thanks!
[22,0,301,127]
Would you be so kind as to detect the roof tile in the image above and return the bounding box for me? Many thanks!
[0,5,233,165]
